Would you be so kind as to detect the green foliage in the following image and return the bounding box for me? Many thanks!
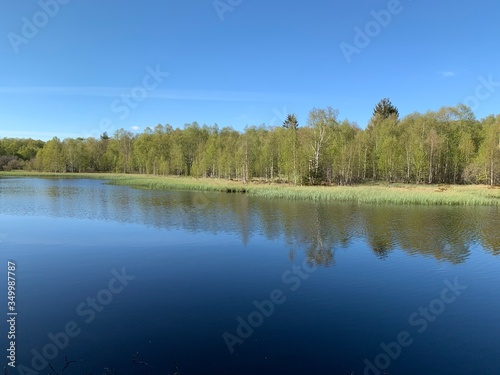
[373,98,399,119]
[282,114,299,130]
[3,104,500,186]
[0,138,44,161]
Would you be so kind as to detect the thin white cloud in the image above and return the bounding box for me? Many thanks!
[0,87,122,97]
[0,87,298,102]
[131,126,140,131]
[441,71,456,78]
[0,129,84,140]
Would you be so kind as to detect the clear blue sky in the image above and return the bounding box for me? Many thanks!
[1,0,499,140]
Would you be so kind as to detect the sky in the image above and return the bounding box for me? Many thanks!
[0,0,499,141]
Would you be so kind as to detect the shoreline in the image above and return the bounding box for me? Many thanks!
[1,171,499,206]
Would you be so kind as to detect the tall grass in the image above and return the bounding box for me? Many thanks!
[2,171,499,205]
[245,184,500,205]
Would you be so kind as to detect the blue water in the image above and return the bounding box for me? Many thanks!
[0,177,499,374]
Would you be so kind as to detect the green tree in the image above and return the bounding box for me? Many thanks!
[474,115,500,185]
[282,114,300,184]
[282,114,299,130]
[113,129,134,173]
[37,137,64,172]
[373,98,399,119]
[307,107,338,184]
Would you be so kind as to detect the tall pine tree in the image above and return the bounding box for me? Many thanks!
[373,98,399,119]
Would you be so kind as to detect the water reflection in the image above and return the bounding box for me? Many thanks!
[1,177,498,264]
[2,177,500,375]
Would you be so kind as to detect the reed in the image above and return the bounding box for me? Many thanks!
[2,171,499,205]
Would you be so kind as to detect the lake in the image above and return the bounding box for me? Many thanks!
[1,177,499,375]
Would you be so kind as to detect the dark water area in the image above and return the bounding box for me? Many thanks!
[0,177,499,375]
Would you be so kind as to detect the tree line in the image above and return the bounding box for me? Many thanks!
[1,99,499,185]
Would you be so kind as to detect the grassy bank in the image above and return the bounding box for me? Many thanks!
[2,171,500,206]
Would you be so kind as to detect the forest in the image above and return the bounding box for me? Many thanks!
[1,99,499,186]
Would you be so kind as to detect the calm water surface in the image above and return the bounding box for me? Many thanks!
[0,177,499,375]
